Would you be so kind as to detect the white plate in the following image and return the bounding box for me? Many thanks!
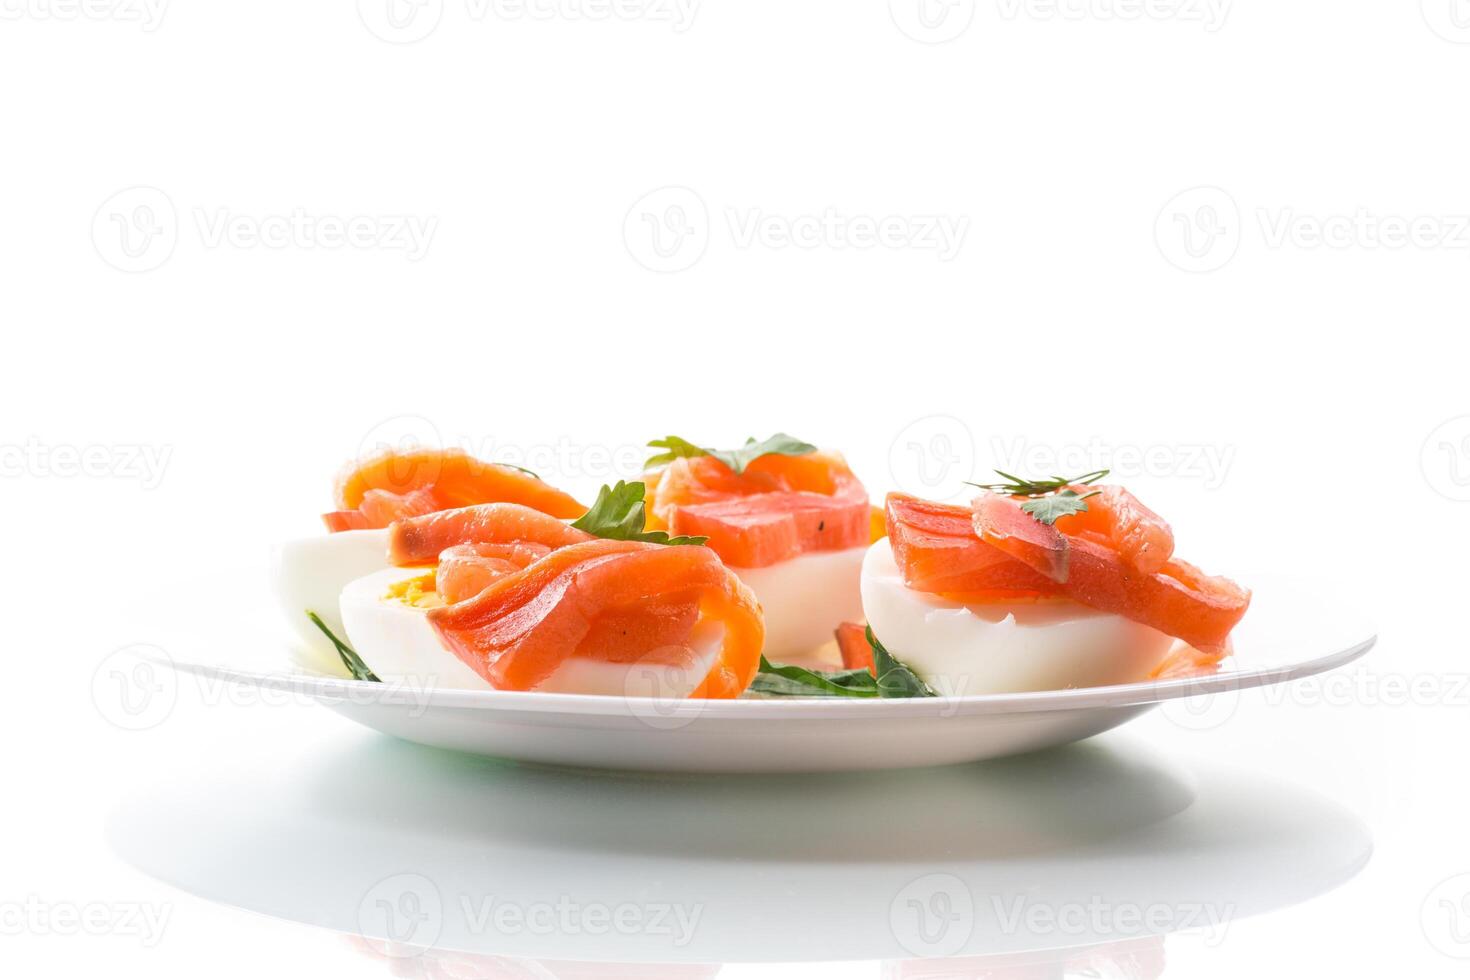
[164,573,1374,773]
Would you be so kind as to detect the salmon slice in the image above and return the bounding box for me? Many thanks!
[835,621,875,674]
[388,504,764,697]
[644,450,870,567]
[435,542,555,604]
[324,448,585,531]
[887,493,1250,654]
[1053,484,1174,575]
[427,538,764,696]
[389,502,591,565]
[972,493,1072,583]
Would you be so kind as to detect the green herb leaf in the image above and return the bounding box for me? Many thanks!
[1019,489,1099,526]
[307,611,381,682]
[644,436,711,468]
[750,655,879,698]
[967,468,1110,497]
[867,626,937,698]
[571,480,708,546]
[645,433,817,475]
[497,462,541,480]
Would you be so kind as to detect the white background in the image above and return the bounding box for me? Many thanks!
[4,0,1470,976]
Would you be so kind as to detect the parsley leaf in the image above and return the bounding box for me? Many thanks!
[571,481,708,546]
[968,469,1109,496]
[644,436,710,468]
[749,656,879,698]
[645,433,817,475]
[867,626,936,698]
[306,611,381,682]
[749,630,935,699]
[1020,489,1098,526]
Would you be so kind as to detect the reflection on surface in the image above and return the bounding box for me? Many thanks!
[341,934,1166,978]
[108,730,1369,963]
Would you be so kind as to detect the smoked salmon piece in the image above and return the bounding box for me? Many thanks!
[887,493,1250,655]
[972,493,1072,583]
[324,448,585,531]
[435,542,555,604]
[644,450,869,567]
[390,502,590,565]
[388,504,764,697]
[1053,484,1174,575]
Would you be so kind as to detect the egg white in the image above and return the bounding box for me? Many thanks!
[273,529,392,676]
[338,566,722,696]
[732,545,868,662]
[860,540,1178,696]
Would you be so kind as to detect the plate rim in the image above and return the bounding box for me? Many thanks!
[152,631,1376,720]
